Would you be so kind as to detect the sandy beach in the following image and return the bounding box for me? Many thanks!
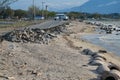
[0,20,120,80]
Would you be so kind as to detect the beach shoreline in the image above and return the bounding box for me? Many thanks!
[0,20,120,80]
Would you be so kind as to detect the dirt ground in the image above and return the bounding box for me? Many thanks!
[0,20,120,80]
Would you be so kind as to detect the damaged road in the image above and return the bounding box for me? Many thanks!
[1,20,69,44]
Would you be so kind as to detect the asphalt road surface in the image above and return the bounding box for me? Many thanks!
[28,20,68,29]
[1,20,68,35]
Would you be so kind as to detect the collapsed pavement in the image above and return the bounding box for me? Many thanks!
[2,21,69,44]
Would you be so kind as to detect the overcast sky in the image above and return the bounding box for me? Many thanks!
[10,0,89,10]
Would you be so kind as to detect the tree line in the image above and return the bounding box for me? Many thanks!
[0,0,120,20]
[67,12,120,20]
[0,6,56,19]
[1,7,120,20]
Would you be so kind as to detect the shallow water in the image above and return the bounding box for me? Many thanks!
[82,34,120,56]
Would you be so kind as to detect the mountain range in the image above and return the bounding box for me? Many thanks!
[60,0,120,14]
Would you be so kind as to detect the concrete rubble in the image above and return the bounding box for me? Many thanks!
[85,21,120,34]
[2,23,68,44]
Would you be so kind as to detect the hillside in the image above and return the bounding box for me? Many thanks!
[61,0,120,14]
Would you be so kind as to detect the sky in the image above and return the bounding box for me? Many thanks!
[10,0,89,11]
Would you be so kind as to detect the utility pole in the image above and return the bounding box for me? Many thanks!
[33,0,35,20]
[42,2,44,17]
[45,5,48,19]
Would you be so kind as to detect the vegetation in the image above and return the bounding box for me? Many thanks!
[0,0,18,12]
[0,6,14,18]
[67,12,120,20]
[14,9,27,19]
[0,5,56,19]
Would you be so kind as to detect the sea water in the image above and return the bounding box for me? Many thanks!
[82,34,120,56]
[82,20,120,56]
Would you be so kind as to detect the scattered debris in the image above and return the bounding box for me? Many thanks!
[2,24,68,44]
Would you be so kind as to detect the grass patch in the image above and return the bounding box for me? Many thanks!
[0,20,46,34]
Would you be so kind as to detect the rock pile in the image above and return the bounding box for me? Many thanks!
[2,24,67,44]
[85,21,120,34]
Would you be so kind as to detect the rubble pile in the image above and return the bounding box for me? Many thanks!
[3,24,67,44]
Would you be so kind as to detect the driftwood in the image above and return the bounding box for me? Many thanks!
[100,70,120,80]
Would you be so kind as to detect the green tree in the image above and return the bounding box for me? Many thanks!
[47,11,56,18]
[14,9,27,18]
[1,6,14,18]
[0,0,18,12]
[28,5,40,19]
[91,13,102,19]
[67,12,80,19]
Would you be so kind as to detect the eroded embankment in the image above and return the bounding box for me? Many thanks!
[66,21,120,80]
[0,21,120,80]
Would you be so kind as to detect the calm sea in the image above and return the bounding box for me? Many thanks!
[82,34,120,56]
[82,20,120,56]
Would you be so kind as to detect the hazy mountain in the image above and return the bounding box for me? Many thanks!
[61,0,120,14]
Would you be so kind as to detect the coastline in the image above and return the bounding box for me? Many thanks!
[65,20,120,79]
[68,21,120,60]
[81,33,120,56]
[0,20,120,80]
